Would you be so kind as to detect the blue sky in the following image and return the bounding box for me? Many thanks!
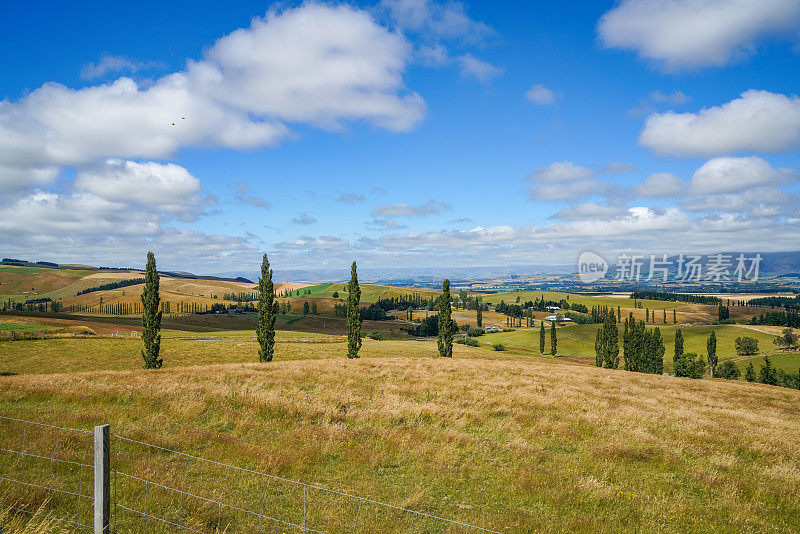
[1,0,799,273]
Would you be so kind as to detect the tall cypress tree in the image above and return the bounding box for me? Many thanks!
[140,251,162,369]
[674,329,684,360]
[550,320,557,356]
[437,279,453,357]
[346,261,362,358]
[539,320,545,354]
[476,297,483,327]
[707,331,717,378]
[257,253,276,363]
[602,309,619,369]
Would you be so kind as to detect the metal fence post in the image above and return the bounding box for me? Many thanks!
[94,425,110,534]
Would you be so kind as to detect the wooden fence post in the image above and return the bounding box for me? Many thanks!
[94,424,110,533]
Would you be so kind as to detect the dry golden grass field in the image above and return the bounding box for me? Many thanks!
[2,336,800,532]
[2,269,800,532]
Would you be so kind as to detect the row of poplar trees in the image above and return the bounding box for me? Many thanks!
[139,253,465,367]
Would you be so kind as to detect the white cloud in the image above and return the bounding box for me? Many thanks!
[336,192,366,204]
[551,202,627,220]
[368,217,408,230]
[0,165,59,194]
[526,84,556,105]
[649,90,689,104]
[635,172,685,198]
[291,213,318,225]
[274,235,349,250]
[640,90,800,156]
[598,0,800,71]
[371,199,451,217]
[379,0,495,43]
[0,3,425,179]
[690,156,799,195]
[74,159,205,216]
[81,55,162,80]
[416,44,450,66]
[457,54,501,82]
[233,181,271,209]
[682,187,792,215]
[527,161,609,201]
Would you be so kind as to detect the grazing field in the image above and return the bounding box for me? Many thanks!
[2,343,799,532]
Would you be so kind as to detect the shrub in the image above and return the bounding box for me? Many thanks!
[735,336,759,356]
[715,360,740,380]
[745,362,756,382]
[493,343,506,351]
[367,331,383,341]
[455,338,466,345]
[758,356,778,385]
[674,352,705,378]
[465,337,479,347]
[467,327,484,337]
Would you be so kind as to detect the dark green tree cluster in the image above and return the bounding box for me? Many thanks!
[539,321,545,354]
[750,311,800,328]
[622,314,664,374]
[140,252,162,369]
[77,277,145,296]
[550,320,557,356]
[735,336,759,355]
[718,305,730,321]
[674,352,705,379]
[630,291,721,305]
[594,309,619,369]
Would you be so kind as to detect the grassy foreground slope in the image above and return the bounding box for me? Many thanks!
[2,344,799,532]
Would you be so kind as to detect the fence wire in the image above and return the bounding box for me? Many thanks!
[1,416,501,533]
[111,433,500,533]
[0,415,93,530]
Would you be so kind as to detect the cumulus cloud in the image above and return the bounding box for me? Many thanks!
[233,182,271,209]
[457,54,502,82]
[370,199,451,217]
[368,217,408,230]
[291,213,318,225]
[81,55,162,79]
[598,0,800,71]
[74,159,207,217]
[527,161,610,201]
[690,156,799,195]
[0,3,425,184]
[640,90,800,156]
[682,187,792,216]
[526,84,556,105]
[635,172,685,198]
[550,202,628,221]
[379,0,495,43]
[274,235,349,250]
[649,90,690,104]
[336,192,366,204]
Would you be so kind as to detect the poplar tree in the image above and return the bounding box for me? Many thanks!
[437,279,453,357]
[346,261,362,358]
[707,331,717,378]
[550,320,557,356]
[674,329,684,360]
[476,297,483,327]
[140,252,162,369]
[540,321,545,354]
[603,309,619,368]
[256,253,276,363]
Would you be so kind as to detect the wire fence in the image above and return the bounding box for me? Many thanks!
[1,416,501,533]
[0,416,94,530]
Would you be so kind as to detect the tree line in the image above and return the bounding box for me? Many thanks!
[630,291,721,305]
[76,277,145,296]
